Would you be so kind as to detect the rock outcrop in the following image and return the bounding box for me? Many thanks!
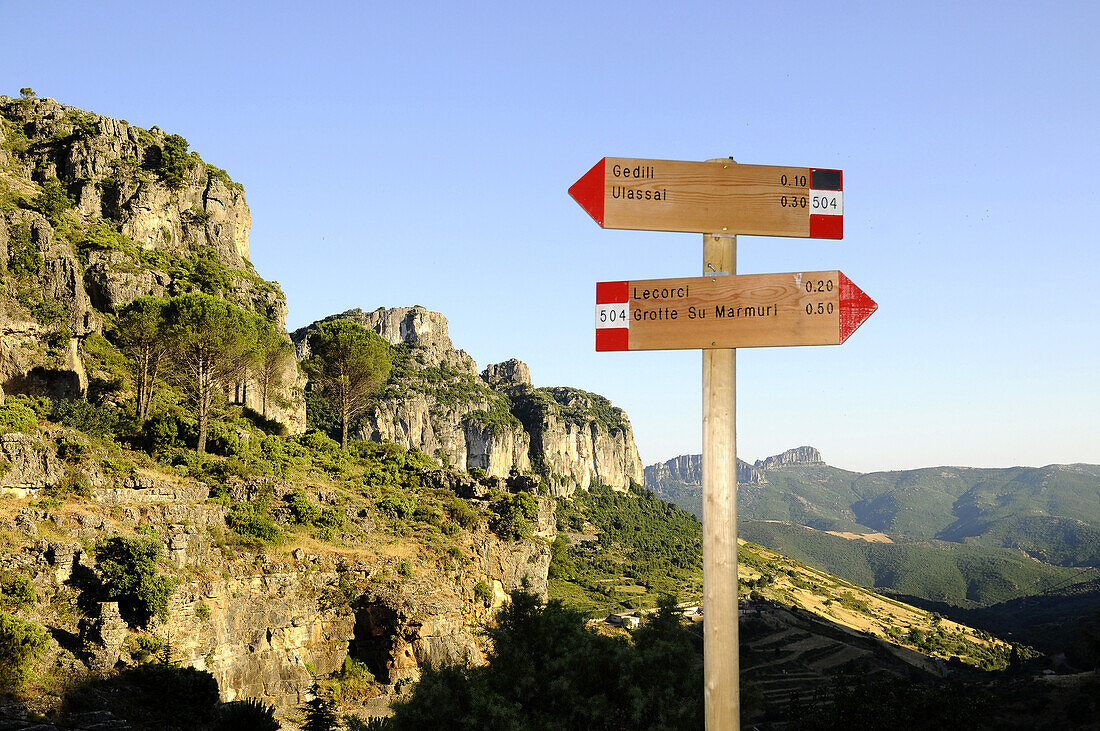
[0,465,553,718]
[293,307,644,492]
[644,453,765,489]
[0,95,304,431]
[755,446,824,470]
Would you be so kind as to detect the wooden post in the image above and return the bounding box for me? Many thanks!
[703,227,738,730]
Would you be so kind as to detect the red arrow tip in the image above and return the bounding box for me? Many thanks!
[569,158,606,226]
[838,271,877,342]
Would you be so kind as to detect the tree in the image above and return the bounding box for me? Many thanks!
[165,293,259,453]
[301,683,339,731]
[19,88,36,99]
[254,323,295,418]
[95,535,177,627]
[0,611,49,693]
[117,296,170,419]
[304,319,392,449]
[152,133,192,189]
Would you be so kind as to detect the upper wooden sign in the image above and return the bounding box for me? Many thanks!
[595,270,875,351]
[569,158,843,238]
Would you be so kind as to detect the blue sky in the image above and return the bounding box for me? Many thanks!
[3,1,1097,471]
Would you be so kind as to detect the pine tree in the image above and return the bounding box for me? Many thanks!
[301,682,339,731]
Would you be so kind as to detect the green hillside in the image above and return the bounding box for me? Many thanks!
[739,521,1097,608]
[648,455,1100,568]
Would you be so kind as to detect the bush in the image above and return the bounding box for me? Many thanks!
[0,573,36,611]
[125,632,166,663]
[0,397,42,434]
[42,465,92,500]
[31,179,73,225]
[121,663,220,726]
[216,698,280,731]
[448,499,481,529]
[286,488,321,525]
[205,420,247,458]
[51,399,120,439]
[378,488,417,520]
[94,536,177,627]
[473,580,493,605]
[56,436,91,462]
[490,491,538,541]
[0,611,50,692]
[314,506,346,541]
[227,502,283,546]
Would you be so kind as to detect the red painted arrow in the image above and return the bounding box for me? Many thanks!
[838,271,877,343]
[568,158,605,226]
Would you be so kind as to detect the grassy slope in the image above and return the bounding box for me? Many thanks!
[550,485,1014,670]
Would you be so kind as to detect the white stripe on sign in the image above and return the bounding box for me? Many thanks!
[596,303,630,329]
[810,190,843,215]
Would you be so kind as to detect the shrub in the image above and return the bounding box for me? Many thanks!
[31,179,73,225]
[216,698,280,731]
[56,436,91,462]
[121,663,220,725]
[490,491,538,541]
[51,399,120,439]
[94,535,177,627]
[314,506,346,541]
[0,397,42,434]
[286,488,321,525]
[378,488,417,520]
[205,421,245,458]
[227,502,283,546]
[125,632,166,663]
[0,573,36,611]
[448,499,481,529]
[0,611,50,692]
[473,580,493,605]
[43,466,92,500]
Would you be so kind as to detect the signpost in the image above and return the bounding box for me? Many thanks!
[595,271,876,351]
[569,157,843,238]
[570,157,873,731]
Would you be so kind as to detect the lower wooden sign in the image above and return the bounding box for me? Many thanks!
[595,270,876,351]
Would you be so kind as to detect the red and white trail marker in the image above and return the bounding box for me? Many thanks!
[595,270,876,351]
[570,157,843,238]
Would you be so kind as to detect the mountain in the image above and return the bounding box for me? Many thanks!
[0,94,647,726]
[0,93,304,430]
[292,307,644,495]
[646,449,1100,568]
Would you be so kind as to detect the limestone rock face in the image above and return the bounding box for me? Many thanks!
[294,307,643,490]
[480,358,530,391]
[755,446,823,470]
[293,308,532,475]
[0,95,303,431]
[644,453,765,490]
[0,433,65,489]
[511,385,644,496]
[294,306,476,374]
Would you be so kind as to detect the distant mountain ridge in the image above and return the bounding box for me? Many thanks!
[645,450,1100,569]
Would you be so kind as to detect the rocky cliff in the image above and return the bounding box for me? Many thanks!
[0,427,553,722]
[0,95,303,430]
[754,446,824,470]
[293,307,644,494]
[644,453,765,491]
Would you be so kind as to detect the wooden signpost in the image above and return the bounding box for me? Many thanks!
[571,157,874,731]
[569,157,843,238]
[595,271,876,351]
